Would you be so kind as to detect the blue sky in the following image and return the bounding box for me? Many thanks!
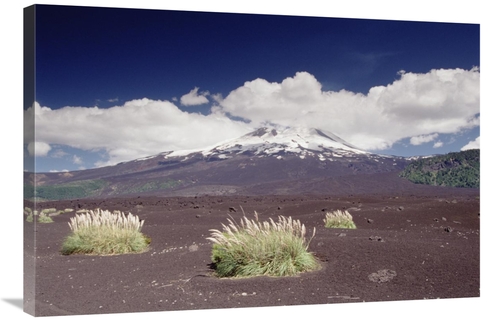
[24,3,480,173]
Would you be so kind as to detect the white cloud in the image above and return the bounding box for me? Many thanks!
[51,149,68,158]
[49,169,69,173]
[410,133,438,146]
[217,68,480,151]
[180,87,210,106]
[73,155,83,165]
[433,141,444,148]
[27,141,51,157]
[23,68,480,169]
[25,99,252,167]
[461,136,480,150]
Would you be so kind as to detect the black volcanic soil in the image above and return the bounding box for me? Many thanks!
[24,186,480,317]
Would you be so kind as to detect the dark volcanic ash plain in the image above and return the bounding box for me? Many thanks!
[24,180,480,317]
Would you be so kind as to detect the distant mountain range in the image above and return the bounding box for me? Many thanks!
[24,127,477,201]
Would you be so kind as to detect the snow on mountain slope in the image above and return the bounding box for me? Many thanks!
[208,126,365,155]
[162,127,395,162]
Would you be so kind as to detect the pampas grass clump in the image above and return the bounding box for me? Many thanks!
[61,209,149,255]
[41,208,57,215]
[38,212,54,223]
[324,210,356,229]
[207,212,320,278]
[24,208,54,223]
[25,207,33,222]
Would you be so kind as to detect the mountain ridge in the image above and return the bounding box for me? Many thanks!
[24,126,432,200]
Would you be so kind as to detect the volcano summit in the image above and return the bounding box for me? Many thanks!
[164,127,370,161]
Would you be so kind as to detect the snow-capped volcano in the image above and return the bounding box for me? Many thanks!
[208,127,366,157]
[28,126,411,198]
[163,126,386,162]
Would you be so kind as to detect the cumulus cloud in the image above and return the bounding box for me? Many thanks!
[216,68,479,151]
[461,136,480,150]
[24,68,480,169]
[24,99,252,167]
[410,133,439,146]
[180,87,210,106]
[27,141,51,157]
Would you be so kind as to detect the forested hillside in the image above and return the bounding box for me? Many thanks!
[399,149,479,188]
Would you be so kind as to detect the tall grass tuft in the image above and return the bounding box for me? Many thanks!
[207,212,320,278]
[61,209,149,255]
[324,210,356,229]
[41,208,57,215]
[38,212,54,223]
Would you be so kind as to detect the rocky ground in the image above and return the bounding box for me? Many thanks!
[23,186,480,317]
